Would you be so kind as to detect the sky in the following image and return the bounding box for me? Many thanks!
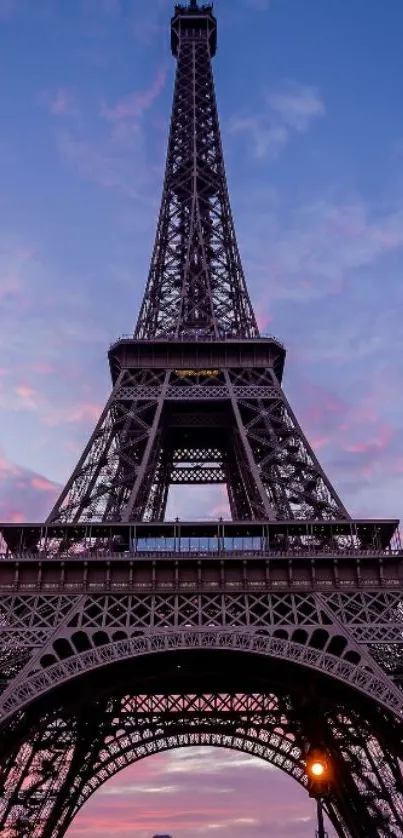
[0,0,403,834]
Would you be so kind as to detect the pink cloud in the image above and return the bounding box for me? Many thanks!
[0,245,36,301]
[344,441,368,454]
[359,464,375,479]
[68,749,336,838]
[14,384,36,400]
[31,361,55,375]
[210,487,231,518]
[43,402,102,427]
[346,395,378,424]
[296,380,396,461]
[13,384,39,409]
[30,476,59,493]
[67,403,102,423]
[100,69,167,121]
[0,448,60,521]
[391,457,403,475]
[63,439,83,456]
[344,423,394,454]
[328,214,403,251]
[256,309,273,331]
[49,88,77,117]
[9,511,24,523]
[0,451,19,476]
[310,436,329,451]
[297,381,345,433]
[340,391,395,456]
[306,382,345,414]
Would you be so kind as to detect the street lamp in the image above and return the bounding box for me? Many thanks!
[309,758,326,778]
[305,749,331,838]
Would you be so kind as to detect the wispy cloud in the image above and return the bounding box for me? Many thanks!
[31,361,55,375]
[43,401,103,427]
[286,374,403,519]
[229,82,325,159]
[13,384,38,409]
[162,749,276,775]
[0,244,34,301]
[102,783,180,796]
[48,88,78,117]
[0,448,60,522]
[69,748,336,838]
[267,86,325,131]
[100,69,167,121]
[237,194,403,314]
[48,69,167,196]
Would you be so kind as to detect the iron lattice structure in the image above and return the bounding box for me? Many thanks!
[0,3,403,836]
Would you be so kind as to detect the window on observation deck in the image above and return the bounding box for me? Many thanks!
[135,537,176,553]
[222,536,263,552]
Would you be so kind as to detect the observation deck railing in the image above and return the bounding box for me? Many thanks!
[1,548,401,562]
[110,332,284,349]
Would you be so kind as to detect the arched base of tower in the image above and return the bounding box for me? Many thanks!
[1,648,403,838]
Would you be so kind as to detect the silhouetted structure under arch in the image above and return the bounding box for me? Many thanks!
[0,3,403,836]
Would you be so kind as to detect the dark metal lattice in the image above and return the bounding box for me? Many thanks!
[135,4,258,341]
[43,0,349,526]
[0,3,402,837]
[1,690,403,838]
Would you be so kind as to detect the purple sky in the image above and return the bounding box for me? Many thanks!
[0,0,402,834]
[68,748,337,838]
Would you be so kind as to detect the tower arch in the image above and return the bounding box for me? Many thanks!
[0,1,402,836]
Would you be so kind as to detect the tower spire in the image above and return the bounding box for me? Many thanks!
[0,5,402,838]
[135,0,258,340]
[45,0,349,525]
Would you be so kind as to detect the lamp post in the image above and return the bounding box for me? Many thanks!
[316,798,327,838]
[305,749,331,838]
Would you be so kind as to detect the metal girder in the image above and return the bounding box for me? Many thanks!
[1,686,403,837]
[47,366,349,523]
[1,585,403,720]
[43,0,349,524]
[0,693,304,837]
[134,4,257,341]
[1,3,402,838]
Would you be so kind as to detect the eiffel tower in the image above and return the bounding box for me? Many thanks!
[0,2,403,836]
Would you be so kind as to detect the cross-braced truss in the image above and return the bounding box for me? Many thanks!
[0,571,403,836]
[0,2,402,837]
[1,689,403,838]
[134,5,257,341]
[0,527,402,837]
[47,365,349,523]
[43,0,349,525]
[1,583,403,721]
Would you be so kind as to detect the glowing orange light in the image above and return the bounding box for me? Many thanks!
[306,751,332,798]
[310,760,326,777]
